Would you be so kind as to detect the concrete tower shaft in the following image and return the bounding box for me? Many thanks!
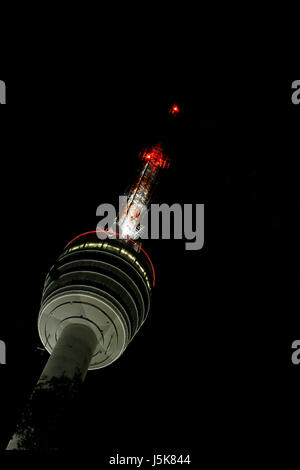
[6,323,98,450]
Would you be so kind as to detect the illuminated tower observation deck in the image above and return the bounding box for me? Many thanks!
[39,232,155,370]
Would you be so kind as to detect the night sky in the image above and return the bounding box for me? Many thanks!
[0,73,299,465]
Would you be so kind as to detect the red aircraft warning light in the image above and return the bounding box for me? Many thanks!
[140,143,170,170]
[169,103,180,116]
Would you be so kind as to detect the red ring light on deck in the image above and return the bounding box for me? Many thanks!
[64,230,156,287]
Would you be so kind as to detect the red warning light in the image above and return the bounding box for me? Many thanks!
[170,103,180,116]
[140,144,170,169]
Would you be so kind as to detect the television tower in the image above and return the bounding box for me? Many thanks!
[6,129,174,450]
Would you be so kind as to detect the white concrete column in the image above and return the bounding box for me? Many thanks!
[6,323,97,451]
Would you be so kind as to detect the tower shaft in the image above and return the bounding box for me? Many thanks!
[6,323,97,450]
[39,323,97,382]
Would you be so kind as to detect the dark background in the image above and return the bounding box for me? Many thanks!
[0,73,299,465]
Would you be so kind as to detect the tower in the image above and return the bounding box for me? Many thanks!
[6,143,169,451]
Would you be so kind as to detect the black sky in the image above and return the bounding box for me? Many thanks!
[0,74,299,464]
